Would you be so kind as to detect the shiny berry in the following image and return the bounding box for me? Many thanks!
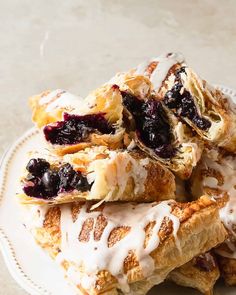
[26,158,50,176]
[41,170,60,192]
[23,181,45,199]
[58,164,76,190]
[43,113,115,145]
[74,175,91,192]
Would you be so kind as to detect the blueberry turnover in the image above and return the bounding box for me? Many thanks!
[23,197,226,294]
[19,146,176,205]
[135,53,236,153]
[110,71,203,179]
[29,85,125,155]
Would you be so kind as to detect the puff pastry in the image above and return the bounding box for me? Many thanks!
[132,52,236,152]
[22,196,227,295]
[216,233,236,286]
[169,173,219,294]
[19,146,175,205]
[190,148,236,286]
[169,252,220,295]
[29,62,204,178]
[29,85,125,155]
[109,70,203,179]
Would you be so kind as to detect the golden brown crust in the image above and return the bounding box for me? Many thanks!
[189,149,236,288]
[29,90,65,128]
[29,196,227,294]
[217,255,236,286]
[110,70,204,180]
[169,252,220,294]
[215,233,236,286]
[24,55,235,295]
[126,55,236,152]
[181,69,234,149]
[19,148,176,205]
[128,150,176,202]
[29,85,125,155]
[51,131,125,157]
[158,64,236,152]
[190,149,229,205]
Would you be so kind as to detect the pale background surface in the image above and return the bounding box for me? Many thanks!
[0,0,236,294]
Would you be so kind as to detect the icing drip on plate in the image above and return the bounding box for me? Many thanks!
[55,201,180,293]
[135,53,184,91]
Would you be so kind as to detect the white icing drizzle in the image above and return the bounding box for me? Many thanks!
[87,151,149,201]
[46,92,84,113]
[135,53,184,91]
[39,89,65,105]
[202,154,236,230]
[39,89,84,114]
[126,139,136,151]
[67,266,97,291]
[199,152,236,258]
[25,149,149,205]
[56,201,180,292]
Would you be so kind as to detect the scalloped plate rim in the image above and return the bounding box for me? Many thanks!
[0,127,50,295]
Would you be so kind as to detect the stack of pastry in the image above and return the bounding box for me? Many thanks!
[18,52,236,294]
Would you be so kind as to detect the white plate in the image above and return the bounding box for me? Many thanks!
[1,86,236,295]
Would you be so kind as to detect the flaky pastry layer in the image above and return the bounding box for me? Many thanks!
[130,53,236,152]
[20,146,175,205]
[23,196,227,295]
[169,252,219,295]
[29,85,125,155]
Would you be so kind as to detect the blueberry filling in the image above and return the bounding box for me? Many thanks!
[164,67,211,131]
[194,254,216,272]
[26,158,50,176]
[43,113,115,145]
[121,92,175,159]
[23,158,91,199]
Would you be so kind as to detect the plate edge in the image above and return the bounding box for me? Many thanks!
[0,127,50,295]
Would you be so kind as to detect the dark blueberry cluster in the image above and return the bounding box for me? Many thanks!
[43,113,115,145]
[23,158,91,199]
[122,91,143,118]
[164,68,211,131]
[122,92,175,159]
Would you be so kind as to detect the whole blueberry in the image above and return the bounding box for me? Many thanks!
[193,116,211,130]
[26,173,36,182]
[26,158,50,176]
[23,180,45,199]
[74,176,91,192]
[58,163,76,190]
[41,170,60,192]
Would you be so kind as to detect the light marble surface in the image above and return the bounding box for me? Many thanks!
[0,0,236,294]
